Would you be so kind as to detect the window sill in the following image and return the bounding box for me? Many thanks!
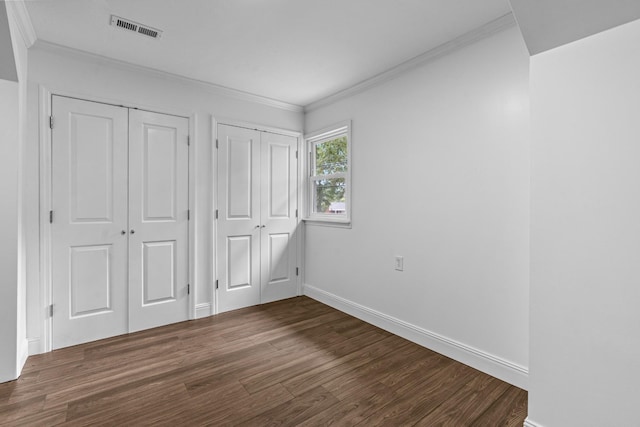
[303,218,352,229]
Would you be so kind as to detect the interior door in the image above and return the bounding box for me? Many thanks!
[128,110,190,332]
[216,124,261,312]
[51,96,129,349]
[260,132,298,303]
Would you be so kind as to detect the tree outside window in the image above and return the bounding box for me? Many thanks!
[306,122,351,224]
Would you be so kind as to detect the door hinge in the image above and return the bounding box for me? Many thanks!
[49,116,54,129]
[215,138,219,149]
[215,280,219,290]
[187,136,190,146]
[215,209,218,220]
[295,209,298,218]
[187,209,190,220]
[49,304,53,317]
[187,284,190,295]
[49,210,53,224]
[295,150,298,159]
[296,267,299,276]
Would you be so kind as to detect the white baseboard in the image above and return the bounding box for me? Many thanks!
[195,303,212,319]
[303,284,528,390]
[524,418,543,427]
[28,338,41,355]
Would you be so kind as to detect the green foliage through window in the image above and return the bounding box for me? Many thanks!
[313,136,347,213]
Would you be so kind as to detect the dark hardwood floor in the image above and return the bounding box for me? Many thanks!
[0,297,527,426]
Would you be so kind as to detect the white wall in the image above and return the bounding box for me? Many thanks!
[0,78,20,383]
[0,0,28,382]
[304,25,530,388]
[24,43,303,353]
[528,18,640,427]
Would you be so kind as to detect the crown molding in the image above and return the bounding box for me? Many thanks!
[32,40,304,113]
[304,12,517,113]
[5,0,36,48]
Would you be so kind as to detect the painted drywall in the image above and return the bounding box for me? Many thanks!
[0,0,28,383]
[0,79,19,383]
[304,25,530,387]
[528,18,640,427]
[24,43,303,353]
[9,0,29,380]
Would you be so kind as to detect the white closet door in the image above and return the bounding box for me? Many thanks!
[260,132,298,303]
[128,110,190,332]
[51,96,128,349]
[216,124,262,312]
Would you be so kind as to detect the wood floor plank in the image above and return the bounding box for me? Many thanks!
[470,385,529,427]
[282,332,408,397]
[415,374,511,426]
[296,381,397,427]
[235,385,340,427]
[0,296,527,426]
[356,360,476,426]
[179,383,294,426]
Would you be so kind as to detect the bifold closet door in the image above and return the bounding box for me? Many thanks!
[51,96,129,349]
[128,110,190,332]
[216,124,298,313]
[51,96,190,349]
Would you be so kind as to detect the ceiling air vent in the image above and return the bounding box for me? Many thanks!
[110,15,163,39]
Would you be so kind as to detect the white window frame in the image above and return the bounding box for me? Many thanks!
[304,120,351,225]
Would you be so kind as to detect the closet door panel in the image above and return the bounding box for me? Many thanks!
[216,124,262,313]
[129,110,189,332]
[260,132,298,303]
[51,96,128,349]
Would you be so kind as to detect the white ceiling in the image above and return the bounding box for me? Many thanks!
[510,0,640,55]
[24,0,512,107]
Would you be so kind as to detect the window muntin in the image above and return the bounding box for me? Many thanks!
[306,122,350,223]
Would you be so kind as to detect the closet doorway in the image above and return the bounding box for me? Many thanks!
[216,124,299,313]
[50,95,190,349]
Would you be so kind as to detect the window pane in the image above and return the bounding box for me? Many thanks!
[313,178,346,214]
[315,136,347,175]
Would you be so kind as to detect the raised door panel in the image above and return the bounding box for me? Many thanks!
[129,110,189,332]
[143,241,176,304]
[69,245,112,317]
[227,236,253,289]
[227,136,255,219]
[268,144,291,219]
[51,96,128,349]
[143,125,177,221]
[267,233,290,283]
[69,113,115,223]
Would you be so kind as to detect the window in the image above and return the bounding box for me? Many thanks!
[305,121,351,224]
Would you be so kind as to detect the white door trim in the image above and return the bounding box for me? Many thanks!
[211,116,303,316]
[38,86,196,353]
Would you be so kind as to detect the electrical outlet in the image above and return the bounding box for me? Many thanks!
[395,256,404,271]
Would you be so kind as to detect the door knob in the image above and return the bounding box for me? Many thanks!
[130,229,135,234]
[121,230,126,235]
[261,225,266,228]
[254,225,260,229]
